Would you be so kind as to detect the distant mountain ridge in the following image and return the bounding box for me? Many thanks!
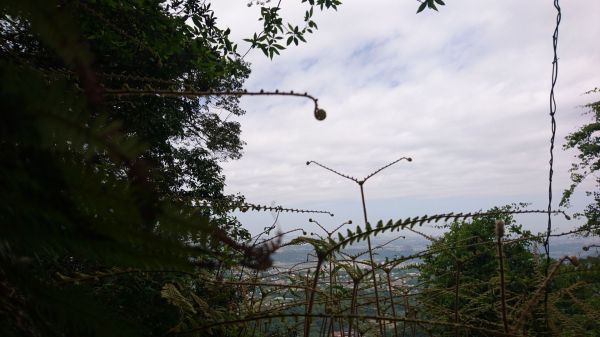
[272,235,598,266]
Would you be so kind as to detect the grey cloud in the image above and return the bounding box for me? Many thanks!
[209,1,600,233]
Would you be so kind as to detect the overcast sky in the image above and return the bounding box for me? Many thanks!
[210,1,600,237]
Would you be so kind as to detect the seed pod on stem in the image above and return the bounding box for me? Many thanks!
[495,219,505,239]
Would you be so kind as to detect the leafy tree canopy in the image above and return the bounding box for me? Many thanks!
[561,89,600,235]
[0,0,282,335]
[417,205,538,336]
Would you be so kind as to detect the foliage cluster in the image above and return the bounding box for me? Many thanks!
[1,0,261,335]
[561,89,600,235]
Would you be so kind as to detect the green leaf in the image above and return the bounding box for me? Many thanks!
[417,2,427,13]
[260,46,268,56]
[428,0,438,11]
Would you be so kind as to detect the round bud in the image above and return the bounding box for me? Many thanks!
[314,108,326,121]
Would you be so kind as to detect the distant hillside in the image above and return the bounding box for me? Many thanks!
[272,235,598,267]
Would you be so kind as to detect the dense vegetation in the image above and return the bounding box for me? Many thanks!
[1,0,258,335]
[561,89,600,235]
[1,1,598,337]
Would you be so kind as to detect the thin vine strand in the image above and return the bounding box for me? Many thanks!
[545,0,561,326]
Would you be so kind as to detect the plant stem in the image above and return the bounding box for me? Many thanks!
[359,182,385,337]
[304,259,324,337]
[386,270,399,337]
[454,261,461,337]
[402,290,409,337]
[348,281,359,337]
[496,236,509,334]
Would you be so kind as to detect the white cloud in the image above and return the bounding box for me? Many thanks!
[210,1,600,234]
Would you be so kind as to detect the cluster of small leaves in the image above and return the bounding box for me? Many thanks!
[287,237,333,261]
[561,89,600,235]
[159,279,246,336]
[244,0,340,58]
[417,0,447,13]
[166,1,240,59]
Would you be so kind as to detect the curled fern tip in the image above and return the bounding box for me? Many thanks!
[314,108,326,121]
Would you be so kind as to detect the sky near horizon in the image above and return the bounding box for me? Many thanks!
[210,1,600,237]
